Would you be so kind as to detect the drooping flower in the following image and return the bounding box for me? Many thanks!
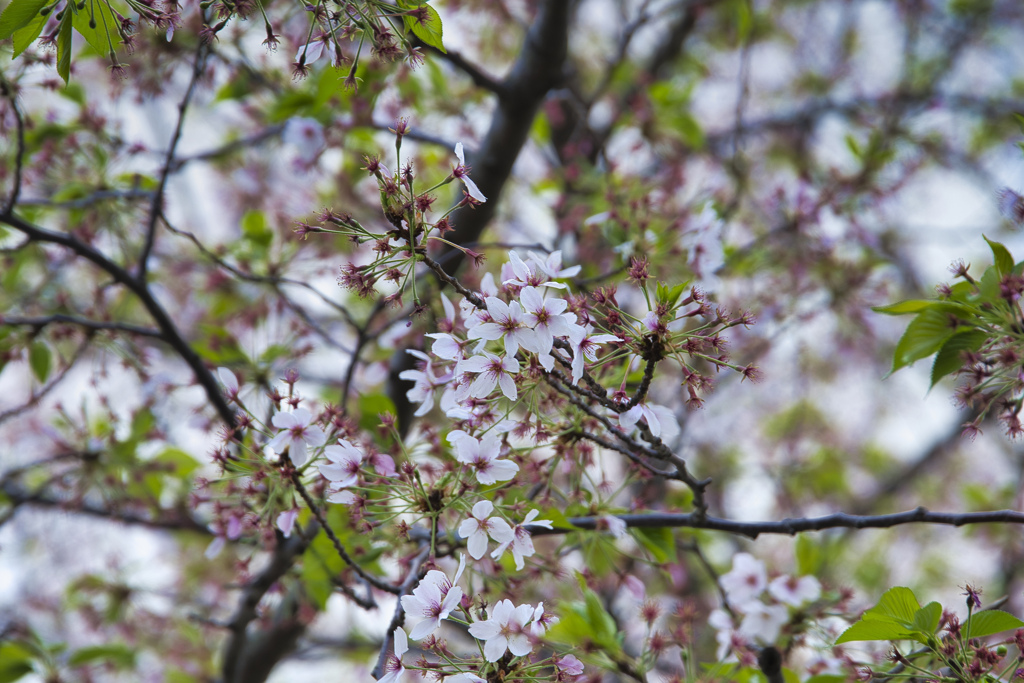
[491,509,553,570]
[720,553,767,609]
[401,556,466,640]
[568,325,618,385]
[467,599,535,662]
[459,500,514,559]
[217,367,239,401]
[268,408,327,467]
[618,402,680,441]
[453,143,487,203]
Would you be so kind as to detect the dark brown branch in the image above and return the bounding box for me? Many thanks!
[371,546,430,680]
[532,507,1024,540]
[0,212,237,429]
[1,314,163,338]
[0,72,26,215]
[421,44,506,96]
[139,43,209,280]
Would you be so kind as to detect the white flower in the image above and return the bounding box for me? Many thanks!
[447,675,486,683]
[217,367,239,400]
[528,250,581,280]
[378,627,408,683]
[491,510,553,570]
[768,574,821,606]
[459,500,514,559]
[467,297,541,356]
[600,515,627,538]
[618,402,680,441]
[268,408,326,467]
[399,349,452,417]
[738,602,789,644]
[468,599,535,662]
[528,601,557,637]
[518,286,575,360]
[401,556,466,640]
[451,433,519,485]
[720,553,767,610]
[283,117,325,164]
[454,143,487,203]
[568,325,618,385]
[458,351,520,401]
[504,251,564,289]
[709,608,738,660]
[318,440,363,489]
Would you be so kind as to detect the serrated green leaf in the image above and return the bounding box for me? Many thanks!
[863,586,920,625]
[67,643,135,669]
[835,619,915,644]
[401,2,445,53]
[872,299,943,315]
[0,0,49,41]
[55,13,72,84]
[891,306,966,373]
[28,340,51,383]
[912,601,942,633]
[984,235,1014,275]
[634,526,677,563]
[930,329,987,388]
[964,610,1024,639]
[11,10,46,57]
[69,0,122,60]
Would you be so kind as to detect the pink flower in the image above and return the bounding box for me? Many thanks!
[458,500,514,559]
[318,440,363,489]
[618,402,680,441]
[557,654,585,676]
[568,325,618,385]
[268,408,326,467]
[217,367,239,401]
[467,599,535,662]
[276,509,298,538]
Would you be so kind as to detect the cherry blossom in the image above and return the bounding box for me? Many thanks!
[557,654,585,677]
[467,297,541,356]
[504,250,564,289]
[467,598,535,662]
[768,574,822,606]
[528,602,557,636]
[618,402,680,441]
[268,408,326,467]
[399,349,452,416]
[378,627,409,683]
[738,602,789,643]
[401,556,466,640]
[453,143,487,203]
[275,509,298,538]
[720,553,767,609]
[318,440,363,490]
[518,286,575,361]
[458,500,514,559]
[446,675,485,683]
[528,250,581,281]
[491,509,553,570]
[450,433,519,485]
[568,325,618,385]
[217,367,239,401]
[458,351,520,401]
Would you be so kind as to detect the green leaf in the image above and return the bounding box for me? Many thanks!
[70,0,122,60]
[11,10,46,57]
[835,619,915,644]
[872,299,943,315]
[0,642,35,683]
[912,601,942,633]
[67,643,135,669]
[28,340,51,383]
[964,610,1024,639]
[401,1,445,53]
[240,210,273,247]
[675,111,705,149]
[890,306,966,373]
[0,0,49,41]
[984,235,1014,276]
[152,448,200,477]
[55,13,72,84]
[795,534,822,575]
[634,526,677,563]
[930,329,987,388]
[864,586,921,625]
